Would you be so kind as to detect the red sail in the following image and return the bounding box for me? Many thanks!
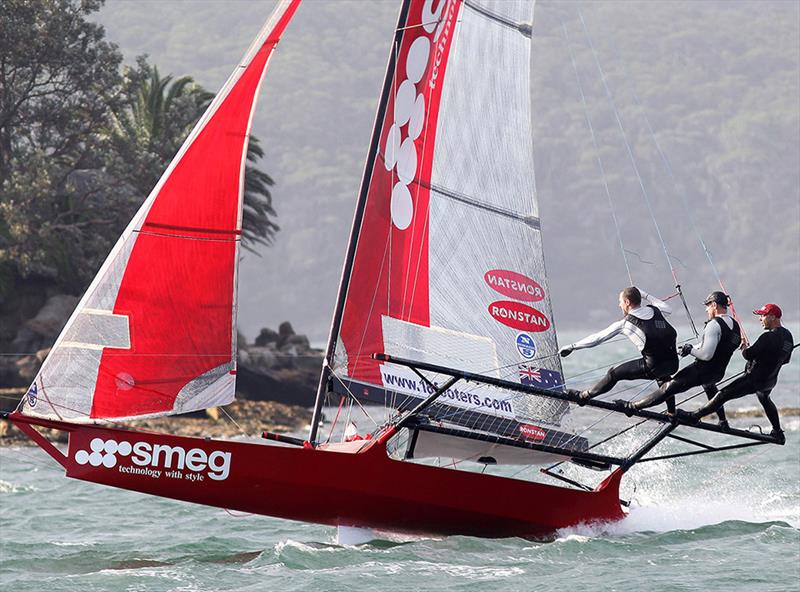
[340,0,462,384]
[23,1,301,422]
[91,3,300,418]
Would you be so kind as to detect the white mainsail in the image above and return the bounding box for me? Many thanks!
[326,0,571,450]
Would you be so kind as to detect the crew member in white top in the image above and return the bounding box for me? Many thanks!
[560,287,678,402]
[624,291,741,424]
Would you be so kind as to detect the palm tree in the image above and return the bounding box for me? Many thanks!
[110,63,278,250]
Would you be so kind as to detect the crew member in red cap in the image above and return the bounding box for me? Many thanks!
[677,303,793,443]
[620,290,741,423]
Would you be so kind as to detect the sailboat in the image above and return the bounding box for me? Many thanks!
[5,0,781,539]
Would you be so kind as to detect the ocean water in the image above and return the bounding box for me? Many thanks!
[1,328,799,592]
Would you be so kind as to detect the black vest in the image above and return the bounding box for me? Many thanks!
[697,316,741,378]
[626,306,678,370]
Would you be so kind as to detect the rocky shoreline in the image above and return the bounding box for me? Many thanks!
[0,397,311,447]
[1,302,323,447]
[2,385,796,447]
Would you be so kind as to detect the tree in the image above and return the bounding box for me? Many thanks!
[0,0,128,294]
[1,0,280,304]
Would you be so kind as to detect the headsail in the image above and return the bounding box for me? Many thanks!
[20,0,301,422]
[326,0,566,437]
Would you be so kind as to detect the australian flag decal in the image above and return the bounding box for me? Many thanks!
[518,365,563,391]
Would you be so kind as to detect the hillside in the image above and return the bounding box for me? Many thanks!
[90,0,799,339]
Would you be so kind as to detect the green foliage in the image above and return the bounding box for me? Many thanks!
[107,58,213,195]
[0,0,279,306]
[0,0,128,291]
[241,136,278,252]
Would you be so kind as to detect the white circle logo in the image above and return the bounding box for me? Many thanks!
[382,4,446,232]
[74,438,133,469]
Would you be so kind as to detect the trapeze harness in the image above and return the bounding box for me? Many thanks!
[634,316,741,414]
[584,305,678,397]
[627,306,678,376]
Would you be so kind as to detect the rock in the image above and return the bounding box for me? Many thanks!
[10,326,39,353]
[242,346,277,369]
[16,347,49,382]
[281,334,310,353]
[277,321,296,348]
[25,295,78,341]
[235,363,320,407]
[237,331,249,349]
[255,327,280,347]
[0,356,25,388]
[0,399,311,446]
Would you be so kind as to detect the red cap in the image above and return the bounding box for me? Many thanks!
[753,303,782,318]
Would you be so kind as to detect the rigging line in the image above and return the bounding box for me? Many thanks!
[577,9,678,285]
[564,379,657,440]
[219,406,249,438]
[2,445,59,470]
[543,414,652,475]
[329,372,380,427]
[623,249,654,266]
[577,12,700,339]
[601,36,746,342]
[560,17,633,285]
[324,395,346,444]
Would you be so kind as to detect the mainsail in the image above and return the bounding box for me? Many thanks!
[20,0,301,422]
[328,0,567,438]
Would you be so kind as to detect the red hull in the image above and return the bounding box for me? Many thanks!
[11,413,624,539]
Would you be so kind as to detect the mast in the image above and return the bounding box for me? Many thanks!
[309,0,413,444]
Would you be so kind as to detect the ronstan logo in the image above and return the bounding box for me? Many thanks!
[73,437,232,481]
[484,270,545,302]
[519,424,547,441]
[488,301,551,332]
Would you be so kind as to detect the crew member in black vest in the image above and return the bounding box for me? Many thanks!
[677,303,793,444]
[624,291,741,423]
[560,287,678,401]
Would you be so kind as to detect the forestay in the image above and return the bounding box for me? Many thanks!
[20,0,301,422]
[331,0,568,437]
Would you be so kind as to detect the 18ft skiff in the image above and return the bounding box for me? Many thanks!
[6,0,782,539]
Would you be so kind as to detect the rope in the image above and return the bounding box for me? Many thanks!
[600,27,744,340]
[560,17,633,285]
[575,9,707,341]
[610,31,746,338]
[325,395,346,443]
[219,406,249,438]
[577,9,675,281]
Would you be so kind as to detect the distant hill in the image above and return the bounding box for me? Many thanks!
[95,0,799,342]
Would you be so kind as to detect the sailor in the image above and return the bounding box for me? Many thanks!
[677,303,793,444]
[624,291,741,423]
[559,287,678,401]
